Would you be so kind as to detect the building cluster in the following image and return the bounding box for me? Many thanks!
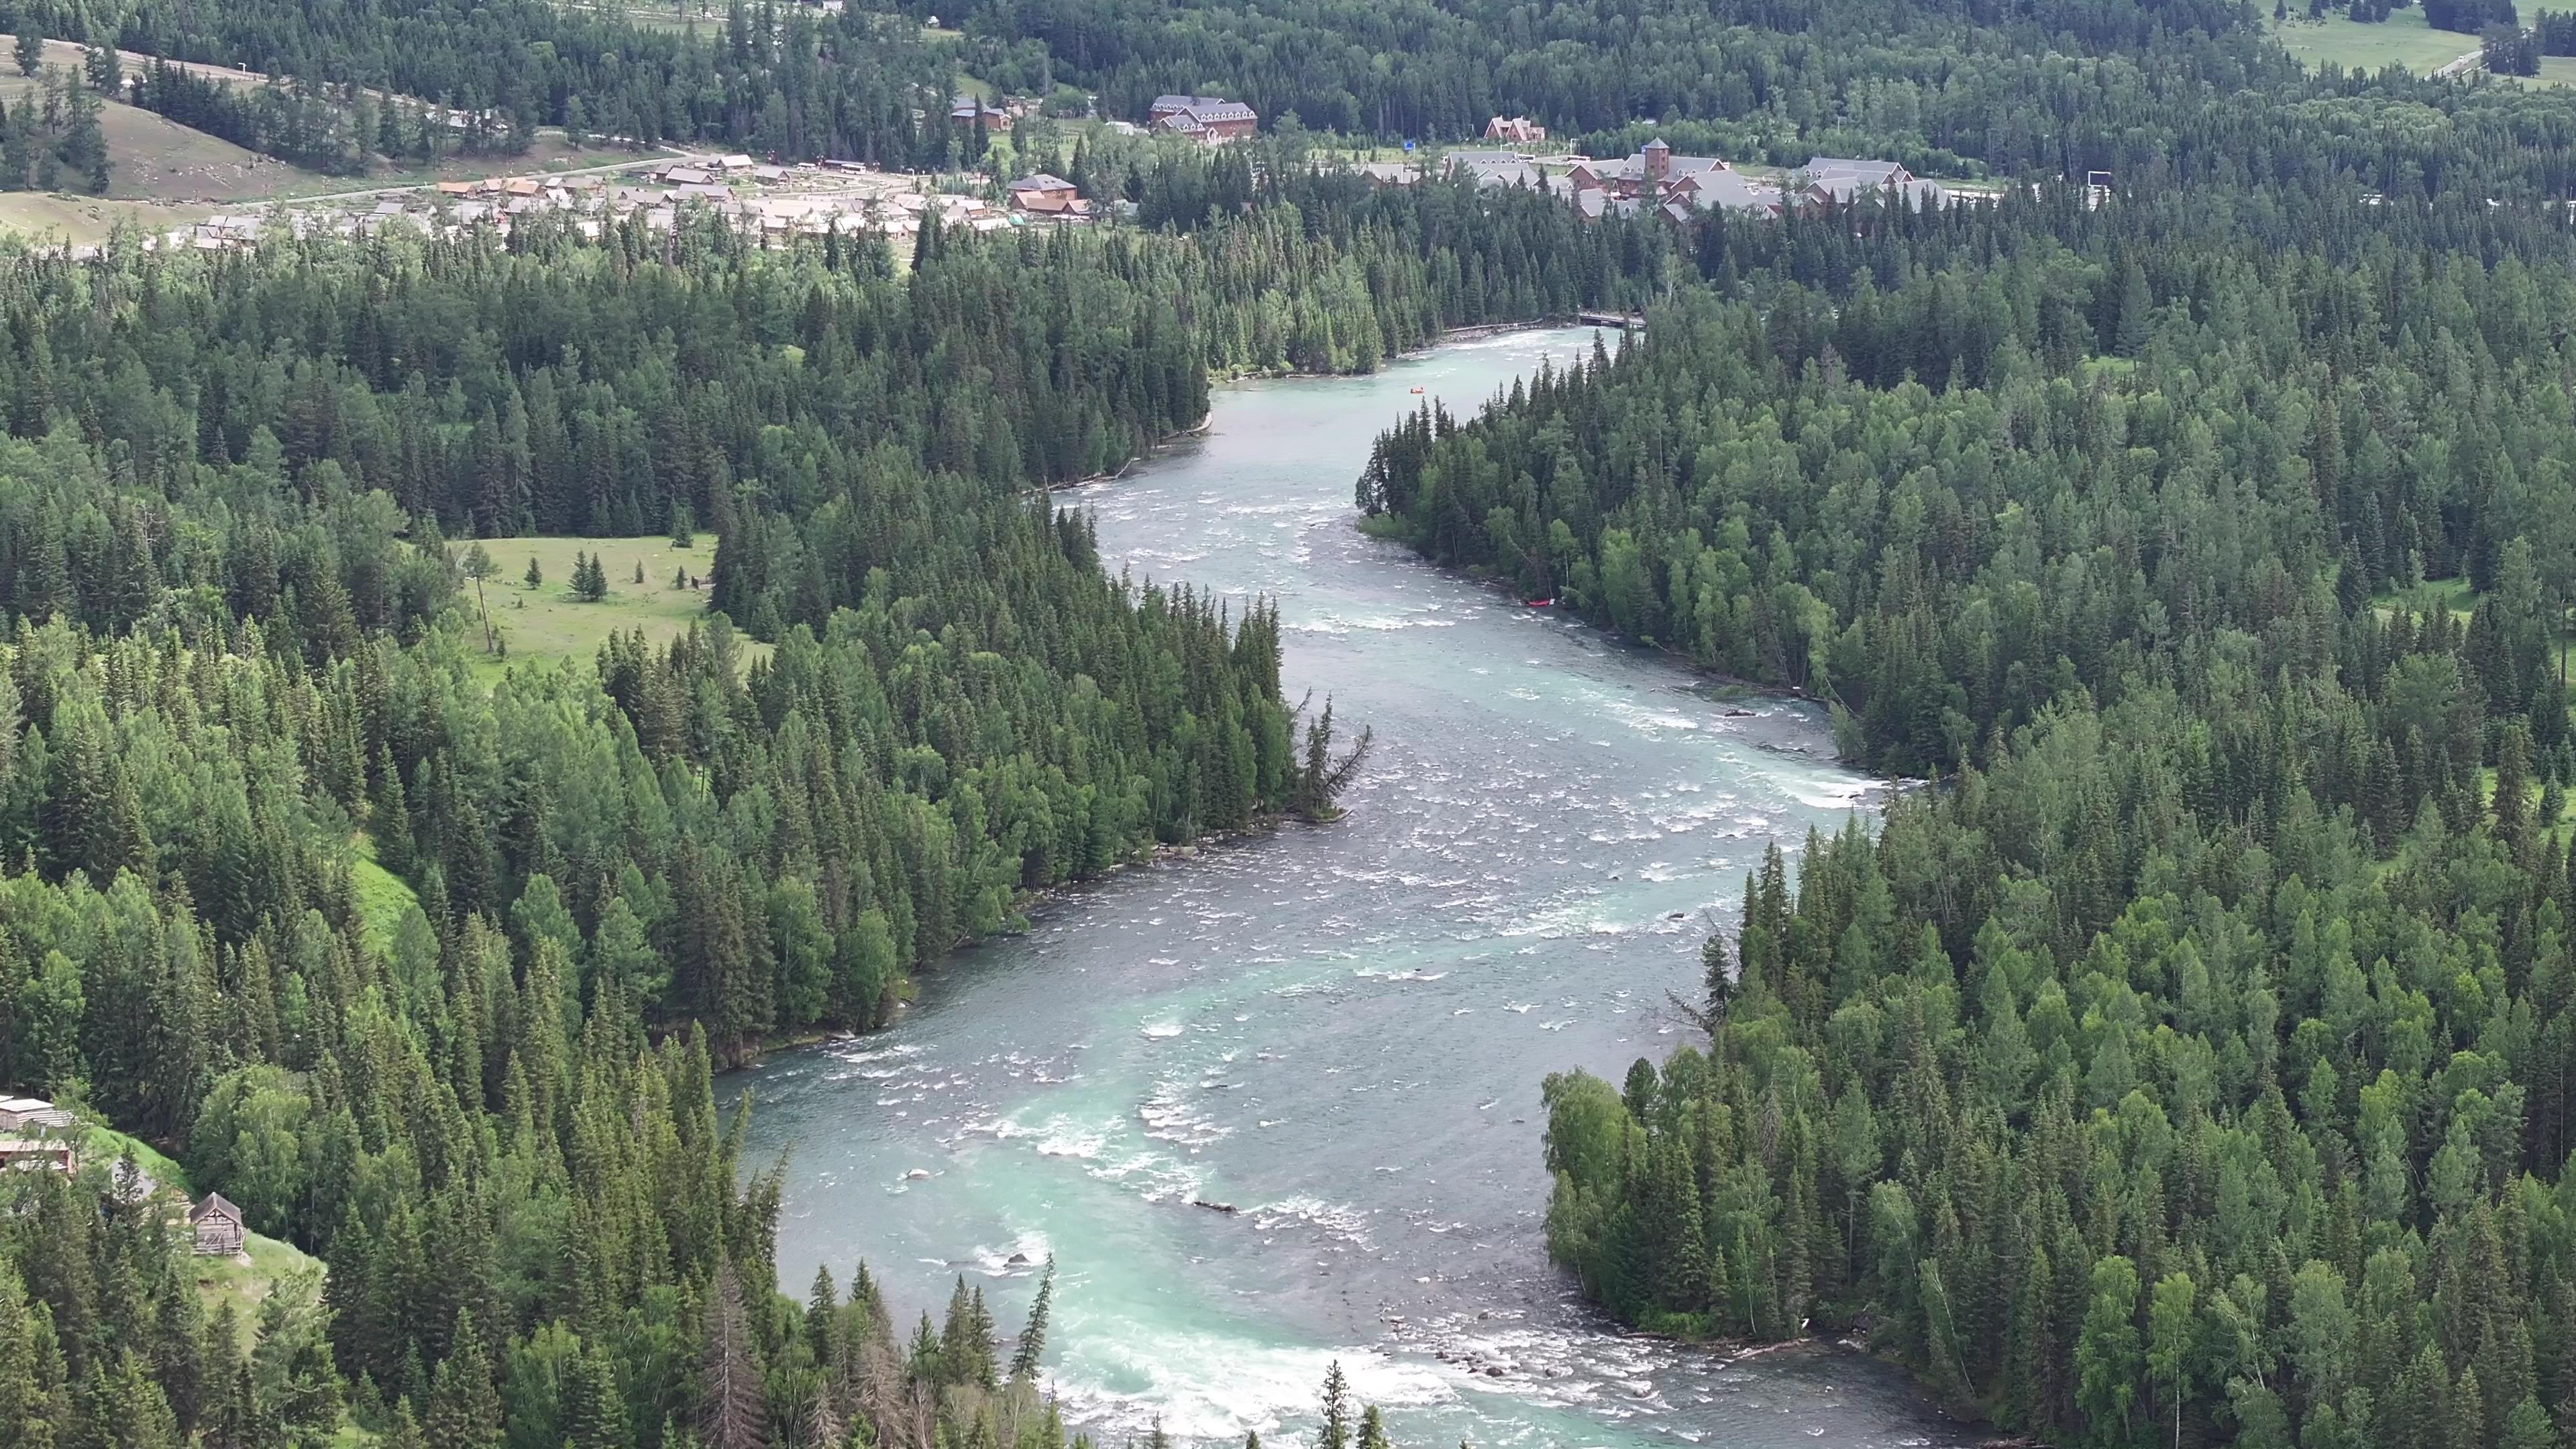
[1149,95,1259,144]
[156,152,1085,255]
[0,1091,251,1255]
[1446,139,1954,223]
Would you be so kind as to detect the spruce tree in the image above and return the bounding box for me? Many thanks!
[1009,1258,1055,1381]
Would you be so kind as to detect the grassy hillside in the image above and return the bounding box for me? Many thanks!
[462,534,765,683]
[76,1120,331,1344]
[195,1230,325,1346]
[0,36,623,242]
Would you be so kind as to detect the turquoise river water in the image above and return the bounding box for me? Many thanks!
[730,329,1978,1449]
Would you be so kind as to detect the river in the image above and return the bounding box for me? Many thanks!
[731,329,1978,1449]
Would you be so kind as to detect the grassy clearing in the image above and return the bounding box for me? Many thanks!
[2499,55,2576,86]
[2481,765,2576,826]
[460,534,764,684]
[195,1230,325,1344]
[2370,574,2479,621]
[557,1,710,31]
[2375,573,2576,694]
[2269,7,2479,74]
[0,192,219,244]
[350,834,422,952]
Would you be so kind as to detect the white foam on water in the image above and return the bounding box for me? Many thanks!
[1788,776,1876,810]
[1048,1331,1454,1448]
[1138,1077,1232,1148]
[1250,1194,1373,1248]
[967,1229,1055,1277]
[1140,1020,1186,1040]
[991,1111,1111,1161]
[1087,1147,1208,1203]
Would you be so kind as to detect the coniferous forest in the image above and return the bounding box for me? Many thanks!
[0,166,1582,1449]
[1328,48,2576,1449]
[8,0,2576,1442]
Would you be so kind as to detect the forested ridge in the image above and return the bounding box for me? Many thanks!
[1297,95,2576,1449]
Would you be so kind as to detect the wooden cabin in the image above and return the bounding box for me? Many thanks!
[189,1193,247,1256]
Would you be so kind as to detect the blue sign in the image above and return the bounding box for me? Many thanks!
[1402,139,1416,152]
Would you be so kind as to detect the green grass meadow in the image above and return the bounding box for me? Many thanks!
[2269,7,2479,73]
[459,534,762,684]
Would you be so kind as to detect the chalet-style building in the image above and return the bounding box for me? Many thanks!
[1568,139,1778,218]
[1567,138,1727,198]
[0,1096,72,1132]
[1006,174,1087,218]
[1446,150,1543,190]
[1795,157,1948,211]
[949,95,1013,131]
[190,1193,247,1255]
[1666,167,1782,217]
[1484,115,1547,143]
[1149,95,1258,143]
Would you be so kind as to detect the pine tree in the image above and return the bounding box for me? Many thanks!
[0,1258,55,1449]
[422,1309,499,1449]
[1319,1361,1352,1449]
[1009,1258,1055,1382]
[805,1265,839,1370]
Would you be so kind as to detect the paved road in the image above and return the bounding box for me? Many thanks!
[2436,47,2484,77]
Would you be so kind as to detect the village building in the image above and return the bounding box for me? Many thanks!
[1563,138,1783,218]
[1484,115,1547,143]
[949,95,1013,131]
[0,1138,72,1174]
[0,1096,72,1132]
[1006,173,1088,218]
[1148,95,1258,144]
[1794,157,1948,211]
[1667,167,1783,217]
[1446,150,1544,191]
[1568,138,1729,200]
[190,1193,247,1255]
[1351,160,1419,185]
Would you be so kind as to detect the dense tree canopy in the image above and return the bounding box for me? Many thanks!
[1460,54,2576,1449]
[11,0,2576,1442]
